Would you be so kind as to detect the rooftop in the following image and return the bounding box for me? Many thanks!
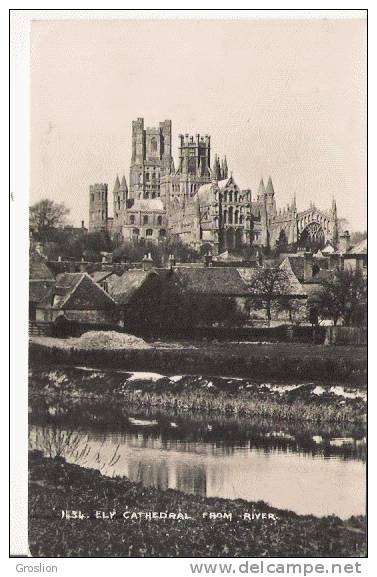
[347,238,367,255]
[39,272,116,310]
[108,270,158,305]
[128,198,164,212]
[173,266,250,296]
[29,257,55,281]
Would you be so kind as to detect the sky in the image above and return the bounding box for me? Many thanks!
[30,17,367,231]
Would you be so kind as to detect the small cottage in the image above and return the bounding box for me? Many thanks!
[29,256,56,321]
[107,269,162,328]
[36,272,118,334]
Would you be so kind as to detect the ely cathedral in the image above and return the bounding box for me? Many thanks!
[89,117,339,254]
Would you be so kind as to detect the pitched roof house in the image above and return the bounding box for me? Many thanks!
[29,254,56,320]
[342,238,367,274]
[108,270,160,305]
[240,264,307,298]
[107,269,163,328]
[172,266,250,296]
[36,272,117,329]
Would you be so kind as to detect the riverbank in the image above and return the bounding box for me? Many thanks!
[29,365,366,424]
[29,337,367,385]
[28,451,366,557]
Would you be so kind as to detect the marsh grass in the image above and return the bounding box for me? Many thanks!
[28,451,367,558]
[29,340,367,385]
[29,365,366,424]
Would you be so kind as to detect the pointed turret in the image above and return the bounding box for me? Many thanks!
[120,174,128,191]
[119,175,128,201]
[212,154,221,180]
[331,197,339,246]
[265,177,276,218]
[257,178,266,200]
[212,154,217,177]
[113,174,127,233]
[266,176,275,196]
[332,197,337,217]
[223,156,228,179]
[292,194,297,211]
[221,158,225,180]
[217,156,222,179]
[113,175,120,193]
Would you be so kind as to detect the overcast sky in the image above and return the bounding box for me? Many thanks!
[31,17,366,230]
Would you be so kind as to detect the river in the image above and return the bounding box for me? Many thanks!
[29,408,366,519]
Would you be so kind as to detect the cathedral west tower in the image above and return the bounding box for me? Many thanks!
[129,118,173,199]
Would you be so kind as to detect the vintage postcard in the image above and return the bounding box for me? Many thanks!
[11,9,367,563]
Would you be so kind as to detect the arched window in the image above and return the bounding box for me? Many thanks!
[133,228,139,235]
[234,210,239,224]
[234,191,238,202]
[146,173,150,182]
[159,229,166,237]
[146,229,153,237]
[91,193,94,202]
[229,192,233,203]
[117,197,120,210]
[228,207,233,224]
[130,215,135,225]
[224,192,228,203]
[151,137,157,152]
[157,215,162,226]
[223,210,227,223]
[143,215,149,225]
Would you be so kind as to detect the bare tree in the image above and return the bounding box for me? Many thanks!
[247,267,295,327]
[30,198,70,235]
[316,269,367,326]
[350,230,367,245]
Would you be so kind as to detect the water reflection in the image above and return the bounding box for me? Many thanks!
[29,424,366,519]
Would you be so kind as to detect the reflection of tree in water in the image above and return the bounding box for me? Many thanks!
[29,396,366,463]
[129,460,169,491]
[176,463,206,496]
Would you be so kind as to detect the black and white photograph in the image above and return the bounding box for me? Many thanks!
[10,9,368,563]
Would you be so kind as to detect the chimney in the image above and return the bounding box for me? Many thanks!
[256,248,263,267]
[329,253,341,271]
[168,253,176,269]
[81,220,85,228]
[303,250,313,281]
[339,230,351,253]
[204,251,213,267]
[142,252,154,271]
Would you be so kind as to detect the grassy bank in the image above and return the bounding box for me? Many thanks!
[29,338,367,385]
[28,451,366,557]
[29,365,366,424]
